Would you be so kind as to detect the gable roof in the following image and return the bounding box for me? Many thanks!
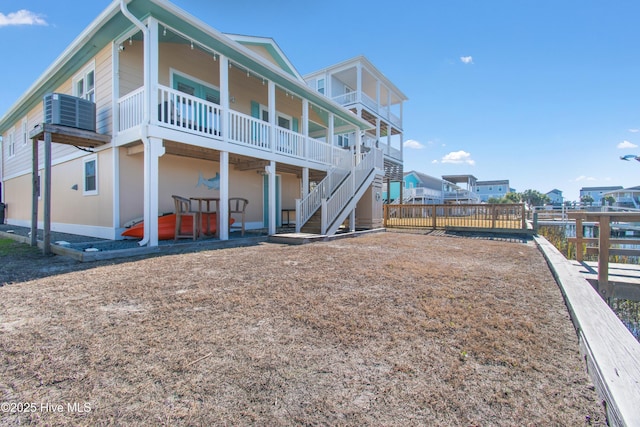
[404,170,443,188]
[223,34,303,81]
[0,0,371,134]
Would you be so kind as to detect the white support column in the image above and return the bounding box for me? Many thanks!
[350,209,356,233]
[355,125,361,165]
[268,81,276,152]
[267,161,276,235]
[142,137,165,247]
[328,113,334,161]
[112,41,120,134]
[112,41,121,237]
[375,117,381,147]
[356,63,362,103]
[376,80,381,112]
[220,55,229,143]
[148,18,159,124]
[302,98,309,158]
[302,167,309,197]
[325,71,331,99]
[219,150,229,240]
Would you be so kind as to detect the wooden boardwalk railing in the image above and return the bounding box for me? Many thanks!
[568,211,640,298]
[384,203,528,232]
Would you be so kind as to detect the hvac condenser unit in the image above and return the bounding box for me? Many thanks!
[44,93,96,132]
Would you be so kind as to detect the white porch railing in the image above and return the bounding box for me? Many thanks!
[228,109,270,151]
[332,92,358,106]
[157,86,222,137]
[117,85,334,165]
[118,87,145,132]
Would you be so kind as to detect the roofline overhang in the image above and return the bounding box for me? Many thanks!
[1,0,372,134]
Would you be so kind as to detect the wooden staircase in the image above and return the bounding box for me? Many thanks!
[296,148,383,236]
[300,209,322,234]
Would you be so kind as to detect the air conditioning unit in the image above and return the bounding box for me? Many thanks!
[44,93,96,132]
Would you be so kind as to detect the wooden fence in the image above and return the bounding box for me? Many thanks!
[568,211,640,297]
[383,203,528,232]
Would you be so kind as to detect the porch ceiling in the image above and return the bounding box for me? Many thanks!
[161,140,325,180]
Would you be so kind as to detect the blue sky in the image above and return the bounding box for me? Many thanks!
[1,0,639,201]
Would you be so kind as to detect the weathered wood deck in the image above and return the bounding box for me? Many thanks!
[535,236,640,426]
[570,260,640,301]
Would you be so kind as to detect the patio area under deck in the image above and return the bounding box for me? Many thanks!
[120,139,329,241]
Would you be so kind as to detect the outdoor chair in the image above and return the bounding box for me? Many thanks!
[172,195,200,240]
[229,197,249,236]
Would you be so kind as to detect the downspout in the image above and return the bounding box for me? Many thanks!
[120,0,152,246]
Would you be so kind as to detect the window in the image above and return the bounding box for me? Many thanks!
[336,133,350,148]
[22,118,28,146]
[7,130,15,158]
[73,63,96,102]
[83,156,98,195]
[317,78,325,95]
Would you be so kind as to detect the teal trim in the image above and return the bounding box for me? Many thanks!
[250,101,260,119]
[172,73,220,103]
[250,100,261,142]
[292,117,299,133]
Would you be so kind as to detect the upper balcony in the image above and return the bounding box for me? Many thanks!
[304,57,407,132]
[118,85,356,169]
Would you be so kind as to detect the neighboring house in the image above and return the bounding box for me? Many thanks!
[580,186,623,206]
[546,189,563,205]
[385,170,483,205]
[441,175,481,203]
[0,0,395,246]
[604,186,640,209]
[396,170,446,204]
[303,57,407,214]
[475,179,510,202]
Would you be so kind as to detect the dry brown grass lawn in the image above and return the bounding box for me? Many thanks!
[0,232,605,426]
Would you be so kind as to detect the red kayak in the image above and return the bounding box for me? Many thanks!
[121,213,234,240]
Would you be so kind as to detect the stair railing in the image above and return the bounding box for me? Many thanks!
[321,148,380,234]
[295,147,352,232]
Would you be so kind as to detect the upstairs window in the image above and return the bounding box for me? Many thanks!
[73,63,95,102]
[317,78,325,95]
[22,118,28,146]
[7,130,15,158]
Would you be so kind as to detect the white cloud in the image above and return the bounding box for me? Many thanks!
[403,139,425,149]
[574,175,597,182]
[0,10,47,27]
[441,150,475,165]
[460,56,473,64]
[617,140,638,149]
[431,159,439,164]
[629,129,639,133]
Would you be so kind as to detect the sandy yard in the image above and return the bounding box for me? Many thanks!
[0,232,605,426]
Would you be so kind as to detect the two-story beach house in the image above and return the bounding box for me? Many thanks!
[0,0,404,247]
[475,179,511,202]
